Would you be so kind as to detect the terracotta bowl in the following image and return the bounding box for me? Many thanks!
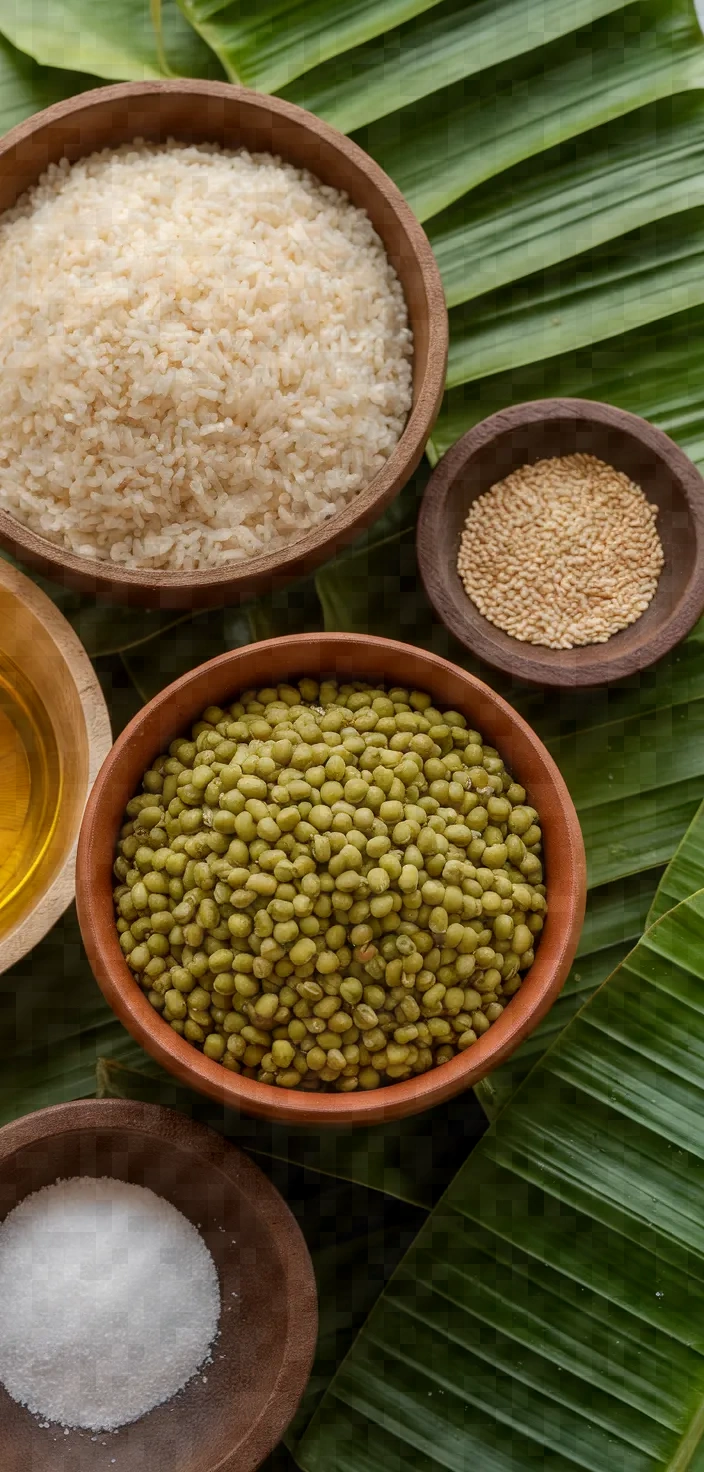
[0,1098,317,1472]
[76,633,586,1127]
[0,558,111,973]
[418,398,704,688]
[0,80,447,610]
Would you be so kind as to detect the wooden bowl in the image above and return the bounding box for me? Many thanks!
[418,398,704,688]
[76,633,586,1127]
[0,80,447,610]
[0,1098,317,1472]
[0,559,111,973]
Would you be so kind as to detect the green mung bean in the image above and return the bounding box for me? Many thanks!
[113,678,547,1093]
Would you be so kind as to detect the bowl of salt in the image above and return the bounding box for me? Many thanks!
[0,1099,317,1472]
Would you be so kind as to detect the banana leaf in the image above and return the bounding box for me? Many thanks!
[176,0,445,93]
[0,28,97,133]
[122,605,258,702]
[427,92,704,308]
[351,0,704,222]
[648,797,704,923]
[295,804,704,1471]
[431,301,704,462]
[262,1448,297,1472]
[97,1056,487,1208]
[0,908,151,1128]
[277,1172,427,1451]
[0,0,221,80]
[446,205,704,388]
[279,0,631,134]
[94,652,148,737]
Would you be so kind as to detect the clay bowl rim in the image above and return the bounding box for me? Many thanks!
[0,79,448,610]
[76,632,587,1127]
[0,1097,318,1472]
[417,397,704,689]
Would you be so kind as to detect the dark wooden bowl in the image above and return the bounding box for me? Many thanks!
[418,399,704,688]
[76,633,586,1127]
[0,1099,317,1472]
[0,80,447,610]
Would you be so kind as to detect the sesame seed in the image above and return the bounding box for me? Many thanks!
[456,453,665,650]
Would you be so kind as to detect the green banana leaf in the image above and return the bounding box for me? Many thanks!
[279,1173,427,1452]
[427,92,704,308]
[262,1448,297,1472]
[0,908,151,1128]
[94,652,148,737]
[120,570,327,702]
[352,0,704,222]
[648,797,704,923]
[446,205,704,389]
[97,1055,487,1209]
[122,605,254,702]
[176,0,444,93]
[279,0,630,134]
[0,0,220,80]
[0,28,97,133]
[431,300,704,463]
[296,804,704,1471]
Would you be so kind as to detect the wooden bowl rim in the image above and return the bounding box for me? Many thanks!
[0,1097,318,1472]
[0,559,111,973]
[76,632,586,1127]
[0,79,448,607]
[418,397,704,689]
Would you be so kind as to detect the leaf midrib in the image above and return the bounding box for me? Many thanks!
[666,1396,704,1471]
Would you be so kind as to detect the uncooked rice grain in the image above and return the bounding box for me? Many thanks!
[456,453,664,649]
[0,140,413,571]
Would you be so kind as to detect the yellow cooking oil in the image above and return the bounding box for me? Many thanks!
[0,654,61,934]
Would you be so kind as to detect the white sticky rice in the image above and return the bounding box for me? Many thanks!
[0,140,413,570]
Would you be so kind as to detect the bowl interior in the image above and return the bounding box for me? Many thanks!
[421,403,704,684]
[77,635,586,1126]
[0,1110,310,1472]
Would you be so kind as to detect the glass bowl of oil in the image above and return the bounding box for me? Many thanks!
[0,561,111,972]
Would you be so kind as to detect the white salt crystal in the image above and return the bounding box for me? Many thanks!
[0,1176,221,1431]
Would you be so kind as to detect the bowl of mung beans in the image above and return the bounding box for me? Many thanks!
[76,634,586,1126]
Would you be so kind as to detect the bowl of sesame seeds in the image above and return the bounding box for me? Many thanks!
[418,398,704,688]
